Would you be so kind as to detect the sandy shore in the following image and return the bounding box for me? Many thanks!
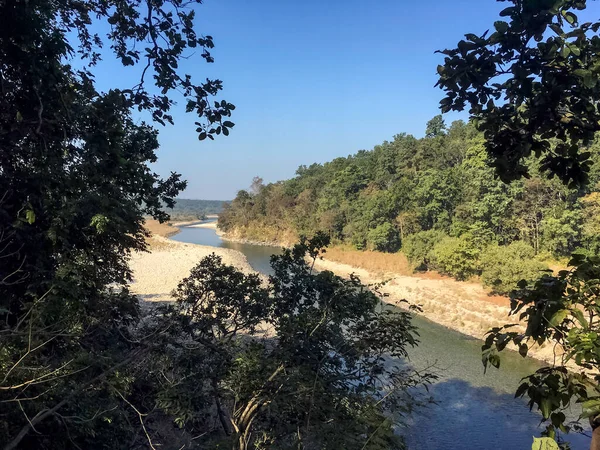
[129,235,255,303]
[188,221,217,229]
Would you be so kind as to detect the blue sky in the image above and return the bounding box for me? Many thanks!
[90,0,597,200]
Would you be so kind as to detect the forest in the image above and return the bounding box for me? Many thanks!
[219,118,600,294]
[3,0,600,449]
[167,198,227,221]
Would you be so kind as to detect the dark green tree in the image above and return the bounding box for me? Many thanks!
[148,235,433,449]
[437,1,600,448]
[0,0,233,447]
[436,0,600,187]
[425,114,447,138]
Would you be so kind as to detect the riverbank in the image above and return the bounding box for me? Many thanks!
[218,226,296,247]
[130,222,254,302]
[310,256,566,365]
[218,229,565,365]
[188,221,218,229]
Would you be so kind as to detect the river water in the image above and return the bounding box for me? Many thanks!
[171,224,590,450]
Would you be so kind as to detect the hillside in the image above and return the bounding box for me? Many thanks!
[219,117,600,294]
[166,198,228,221]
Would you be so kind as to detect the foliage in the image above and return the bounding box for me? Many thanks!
[425,114,447,138]
[167,198,227,221]
[436,0,600,187]
[439,1,600,447]
[219,119,600,284]
[430,235,480,281]
[0,0,233,448]
[482,254,600,440]
[402,230,447,271]
[579,191,600,255]
[148,235,434,449]
[480,242,549,295]
[367,222,401,252]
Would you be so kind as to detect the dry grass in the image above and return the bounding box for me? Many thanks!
[323,246,412,277]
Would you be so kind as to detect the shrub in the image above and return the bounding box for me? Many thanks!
[480,242,549,295]
[430,235,481,280]
[402,230,447,270]
[367,222,401,252]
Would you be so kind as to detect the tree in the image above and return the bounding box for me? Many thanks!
[425,114,447,138]
[437,0,600,187]
[153,235,434,449]
[250,176,265,196]
[541,208,583,257]
[580,191,600,255]
[402,230,447,271]
[480,242,548,295]
[514,178,560,254]
[482,255,600,445]
[367,222,401,252]
[438,1,600,448]
[1,1,234,447]
[430,235,481,281]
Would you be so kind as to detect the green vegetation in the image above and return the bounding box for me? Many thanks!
[0,2,429,449]
[168,198,227,221]
[437,0,600,447]
[4,0,600,448]
[220,120,600,293]
[159,235,433,450]
[480,242,548,295]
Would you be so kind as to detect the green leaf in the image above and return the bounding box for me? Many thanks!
[25,209,35,225]
[563,11,577,25]
[519,344,528,357]
[532,437,560,450]
[573,68,591,78]
[583,73,597,88]
[540,398,552,419]
[549,309,568,326]
[223,120,235,128]
[581,398,600,419]
[16,111,23,122]
[549,24,563,35]
[515,382,529,398]
[571,308,588,327]
[494,21,509,34]
[561,45,571,58]
[569,44,581,56]
[499,7,516,17]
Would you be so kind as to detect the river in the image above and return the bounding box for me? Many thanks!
[171,223,590,450]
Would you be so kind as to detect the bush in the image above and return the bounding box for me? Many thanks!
[430,236,481,280]
[402,230,447,270]
[367,222,401,252]
[480,242,549,294]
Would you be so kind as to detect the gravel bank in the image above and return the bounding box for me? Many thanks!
[311,257,562,366]
[129,235,255,302]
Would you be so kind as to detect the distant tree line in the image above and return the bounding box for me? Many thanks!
[219,117,600,294]
[166,198,228,221]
